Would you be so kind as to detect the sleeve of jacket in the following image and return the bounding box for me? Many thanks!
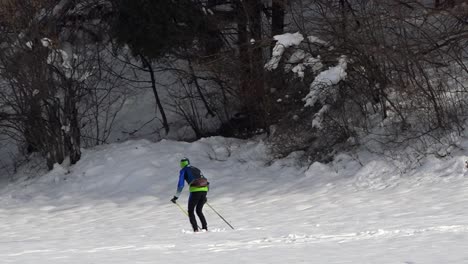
[175,169,185,197]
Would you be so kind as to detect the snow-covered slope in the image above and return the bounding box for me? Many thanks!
[0,137,468,263]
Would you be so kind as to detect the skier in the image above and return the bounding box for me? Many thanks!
[171,158,209,232]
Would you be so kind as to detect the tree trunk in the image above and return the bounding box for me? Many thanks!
[236,0,250,101]
[246,0,265,127]
[339,0,347,38]
[268,0,286,117]
[140,55,170,134]
[64,81,81,165]
[24,100,44,154]
[185,50,216,118]
[235,0,266,130]
[45,97,64,170]
[272,0,286,36]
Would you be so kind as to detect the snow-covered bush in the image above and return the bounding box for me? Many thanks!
[265,0,468,162]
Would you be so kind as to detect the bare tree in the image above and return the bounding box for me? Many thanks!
[0,0,126,169]
[266,0,468,159]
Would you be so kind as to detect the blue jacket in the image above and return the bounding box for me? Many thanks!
[175,165,208,197]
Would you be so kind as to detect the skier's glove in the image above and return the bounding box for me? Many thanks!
[171,196,178,204]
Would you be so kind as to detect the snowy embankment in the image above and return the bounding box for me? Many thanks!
[1,137,468,263]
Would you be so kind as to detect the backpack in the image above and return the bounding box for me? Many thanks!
[189,166,209,187]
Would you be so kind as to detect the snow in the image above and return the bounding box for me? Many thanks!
[266,32,324,78]
[43,39,73,70]
[212,4,234,12]
[52,0,70,16]
[1,136,468,263]
[25,41,33,49]
[273,32,304,47]
[287,50,306,64]
[304,55,348,107]
[41,38,52,47]
[286,50,323,79]
[61,125,70,133]
[307,35,328,46]
[58,49,72,69]
[311,104,330,129]
[265,32,304,70]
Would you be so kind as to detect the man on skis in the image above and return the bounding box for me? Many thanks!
[171,158,209,232]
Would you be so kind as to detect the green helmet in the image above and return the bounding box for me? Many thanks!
[180,158,190,168]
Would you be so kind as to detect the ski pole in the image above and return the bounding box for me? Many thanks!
[174,202,201,230]
[206,202,235,230]
[175,202,189,216]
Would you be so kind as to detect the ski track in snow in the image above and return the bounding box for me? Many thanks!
[0,138,468,263]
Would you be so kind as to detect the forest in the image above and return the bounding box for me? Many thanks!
[0,0,466,173]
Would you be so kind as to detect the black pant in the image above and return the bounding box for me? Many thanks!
[188,191,207,231]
